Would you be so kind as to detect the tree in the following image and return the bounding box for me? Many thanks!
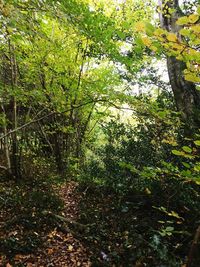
[0,0,125,178]
[158,0,200,132]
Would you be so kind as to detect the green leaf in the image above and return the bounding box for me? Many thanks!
[194,140,200,146]
[182,146,192,153]
[145,22,155,36]
[194,164,200,172]
[182,162,190,168]
[172,150,184,156]
[197,6,200,15]
[165,226,174,232]
[181,170,192,177]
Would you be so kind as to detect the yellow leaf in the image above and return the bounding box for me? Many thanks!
[185,73,200,83]
[176,16,189,25]
[179,28,191,36]
[162,139,178,146]
[154,28,166,36]
[191,25,200,33]
[170,210,183,219]
[176,55,184,60]
[150,45,158,52]
[172,43,185,51]
[188,14,199,24]
[188,49,199,56]
[141,36,152,47]
[135,22,145,32]
[167,33,177,42]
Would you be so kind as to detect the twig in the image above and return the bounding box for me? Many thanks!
[0,165,7,170]
[42,210,95,230]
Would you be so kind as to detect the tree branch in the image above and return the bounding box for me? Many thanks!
[0,99,109,141]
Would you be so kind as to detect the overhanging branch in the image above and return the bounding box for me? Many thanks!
[0,99,114,141]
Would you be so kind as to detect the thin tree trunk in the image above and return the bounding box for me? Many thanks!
[1,105,11,175]
[8,37,21,179]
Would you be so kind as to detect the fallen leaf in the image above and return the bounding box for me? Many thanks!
[14,254,24,261]
[68,245,73,251]
[47,248,54,255]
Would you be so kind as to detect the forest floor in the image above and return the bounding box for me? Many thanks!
[0,179,199,267]
[0,181,92,267]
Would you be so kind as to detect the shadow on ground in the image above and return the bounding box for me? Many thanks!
[0,175,63,263]
[0,177,199,267]
[76,180,200,267]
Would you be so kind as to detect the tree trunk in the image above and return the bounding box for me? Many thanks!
[54,133,65,176]
[167,57,200,128]
[8,40,21,179]
[1,105,11,176]
[159,0,200,132]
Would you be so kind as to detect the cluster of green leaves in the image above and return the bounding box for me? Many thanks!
[1,0,135,177]
[81,91,179,191]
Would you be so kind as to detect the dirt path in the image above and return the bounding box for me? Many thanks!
[34,182,92,267]
[1,182,92,267]
[1,180,195,266]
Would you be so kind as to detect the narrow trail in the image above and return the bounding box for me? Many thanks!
[1,182,92,267]
[32,182,92,267]
[1,180,196,266]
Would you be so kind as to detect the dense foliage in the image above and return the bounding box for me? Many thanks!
[0,0,200,266]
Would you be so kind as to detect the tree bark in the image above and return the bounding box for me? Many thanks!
[159,0,200,132]
[186,225,200,267]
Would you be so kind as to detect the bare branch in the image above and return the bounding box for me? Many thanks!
[0,99,109,141]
